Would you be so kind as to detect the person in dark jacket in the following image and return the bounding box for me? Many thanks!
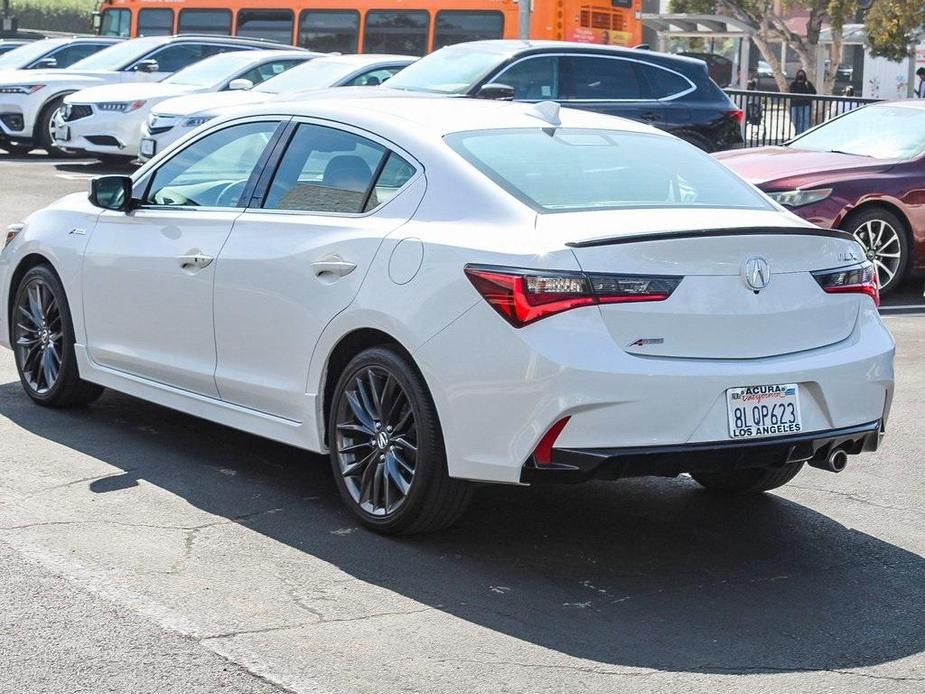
[789,69,816,135]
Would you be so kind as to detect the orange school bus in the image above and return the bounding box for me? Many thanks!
[95,0,643,55]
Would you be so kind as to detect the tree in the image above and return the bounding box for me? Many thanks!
[670,0,920,94]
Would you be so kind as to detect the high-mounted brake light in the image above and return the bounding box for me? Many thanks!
[813,262,879,307]
[464,265,682,327]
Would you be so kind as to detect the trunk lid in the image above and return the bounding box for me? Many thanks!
[536,211,865,360]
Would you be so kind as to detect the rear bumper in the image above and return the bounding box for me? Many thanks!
[522,420,882,483]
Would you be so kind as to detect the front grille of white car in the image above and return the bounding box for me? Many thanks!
[63,104,93,122]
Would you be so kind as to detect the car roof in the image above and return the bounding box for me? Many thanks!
[231,93,659,139]
[441,39,707,68]
[213,48,313,62]
[872,99,925,110]
[312,53,416,66]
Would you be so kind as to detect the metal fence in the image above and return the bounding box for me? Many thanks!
[725,89,881,148]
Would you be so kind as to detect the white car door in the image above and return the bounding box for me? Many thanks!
[213,120,424,421]
[82,119,285,396]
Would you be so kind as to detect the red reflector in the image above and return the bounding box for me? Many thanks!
[533,417,570,466]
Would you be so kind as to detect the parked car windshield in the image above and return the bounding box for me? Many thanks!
[384,43,504,94]
[255,58,357,93]
[790,104,925,159]
[69,37,161,71]
[0,39,61,69]
[165,52,263,87]
[446,128,773,212]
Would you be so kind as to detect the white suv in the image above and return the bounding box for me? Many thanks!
[54,48,313,161]
[0,34,279,155]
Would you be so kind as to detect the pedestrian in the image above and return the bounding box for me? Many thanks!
[789,69,816,135]
[834,85,857,117]
[916,67,925,98]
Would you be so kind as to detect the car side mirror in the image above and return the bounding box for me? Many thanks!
[476,83,515,100]
[32,57,57,69]
[89,175,134,212]
[227,78,254,91]
[134,59,160,74]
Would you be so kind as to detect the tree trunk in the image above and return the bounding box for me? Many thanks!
[752,31,789,92]
[823,29,844,95]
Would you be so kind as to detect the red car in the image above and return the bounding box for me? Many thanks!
[715,100,925,295]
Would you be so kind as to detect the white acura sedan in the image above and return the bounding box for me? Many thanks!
[0,98,894,534]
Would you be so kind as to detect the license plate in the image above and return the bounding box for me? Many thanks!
[726,384,802,440]
[54,126,69,142]
[140,138,155,157]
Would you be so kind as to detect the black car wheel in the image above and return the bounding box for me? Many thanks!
[329,346,472,535]
[12,265,104,407]
[841,207,909,296]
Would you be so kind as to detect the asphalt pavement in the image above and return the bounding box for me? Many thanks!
[1,151,924,693]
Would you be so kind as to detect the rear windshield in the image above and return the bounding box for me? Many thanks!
[445,128,772,212]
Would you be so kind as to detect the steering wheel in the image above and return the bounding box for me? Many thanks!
[215,179,248,208]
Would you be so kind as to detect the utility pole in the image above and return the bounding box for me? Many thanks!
[1,0,16,37]
[518,0,531,40]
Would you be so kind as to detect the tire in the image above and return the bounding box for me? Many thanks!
[672,129,715,153]
[11,265,104,408]
[328,346,472,535]
[840,206,910,296]
[690,462,803,494]
[36,96,65,154]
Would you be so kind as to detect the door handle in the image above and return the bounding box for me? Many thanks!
[177,252,214,270]
[639,112,660,122]
[311,256,357,278]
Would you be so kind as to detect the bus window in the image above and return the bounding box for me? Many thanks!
[434,11,503,49]
[363,11,429,56]
[179,9,233,35]
[298,10,359,53]
[236,9,295,44]
[100,8,131,37]
[138,9,174,37]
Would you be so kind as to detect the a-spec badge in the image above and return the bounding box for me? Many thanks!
[742,256,771,291]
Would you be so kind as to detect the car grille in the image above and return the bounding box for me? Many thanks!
[64,104,93,122]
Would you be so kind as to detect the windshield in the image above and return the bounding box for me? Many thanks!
[790,104,925,159]
[384,44,504,94]
[254,58,354,93]
[69,38,160,71]
[165,52,258,87]
[446,128,773,212]
[0,39,62,70]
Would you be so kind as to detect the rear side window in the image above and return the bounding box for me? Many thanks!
[138,9,173,36]
[493,56,559,100]
[179,9,232,35]
[236,9,294,44]
[639,63,693,99]
[363,11,430,56]
[298,10,359,53]
[559,56,643,100]
[434,11,503,49]
[263,124,415,214]
[445,128,772,212]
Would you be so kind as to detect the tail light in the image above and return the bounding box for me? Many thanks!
[464,265,682,327]
[728,108,744,124]
[813,262,879,307]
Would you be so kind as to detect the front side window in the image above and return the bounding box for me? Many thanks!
[100,9,131,37]
[363,11,430,57]
[494,57,559,100]
[559,56,644,100]
[344,66,405,87]
[446,128,772,212]
[264,124,395,214]
[40,43,104,69]
[138,9,174,36]
[235,59,305,88]
[146,121,279,208]
[178,9,232,35]
[236,9,294,44]
[141,43,246,74]
[434,11,503,49]
[298,10,359,53]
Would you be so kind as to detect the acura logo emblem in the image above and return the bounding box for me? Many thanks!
[743,256,771,291]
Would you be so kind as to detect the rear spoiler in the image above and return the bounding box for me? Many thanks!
[567,226,855,248]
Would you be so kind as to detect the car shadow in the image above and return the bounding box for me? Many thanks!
[1,380,923,674]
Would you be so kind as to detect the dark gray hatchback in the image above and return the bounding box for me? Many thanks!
[385,40,744,152]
